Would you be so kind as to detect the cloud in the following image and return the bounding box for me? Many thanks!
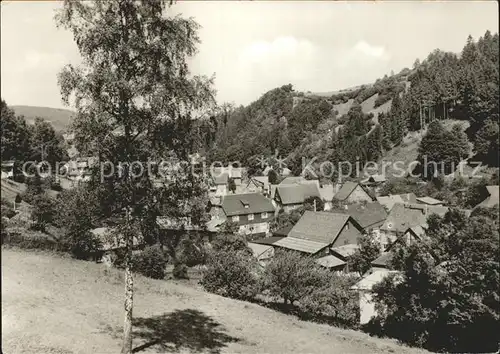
[354,41,389,59]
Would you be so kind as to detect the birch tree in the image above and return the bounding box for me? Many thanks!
[56,1,215,353]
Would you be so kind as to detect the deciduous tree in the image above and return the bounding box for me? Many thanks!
[56,1,214,352]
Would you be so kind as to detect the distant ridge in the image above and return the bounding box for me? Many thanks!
[10,105,74,132]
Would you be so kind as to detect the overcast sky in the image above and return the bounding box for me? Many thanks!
[1,1,498,109]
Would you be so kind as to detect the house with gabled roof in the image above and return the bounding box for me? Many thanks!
[221,193,275,236]
[386,224,428,251]
[333,181,373,204]
[360,174,387,193]
[376,193,418,212]
[332,202,388,232]
[274,181,322,213]
[273,211,364,257]
[379,203,448,250]
[1,160,15,179]
[246,176,271,196]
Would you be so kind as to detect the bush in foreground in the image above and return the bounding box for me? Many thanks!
[132,246,168,280]
[261,249,325,306]
[300,273,360,328]
[201,250,259,301]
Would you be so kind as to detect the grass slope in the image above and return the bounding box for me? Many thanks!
[1,248,428,354]
[11,105,74,132]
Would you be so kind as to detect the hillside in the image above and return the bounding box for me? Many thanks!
[209,30,498,175]
[1,248,429,354]
[11,105,74,132]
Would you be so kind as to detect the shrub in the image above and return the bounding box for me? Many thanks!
[69,230,102,260]
[1,217,8,244]
[1,204,16,219]
[30,193,56,232]
[132,245,168,279]
[300,273,360,328]
[211,233,252,256]
[172,262,189,279]
[177,237,208,267]
[201,250,259,301]
[262,249,325,305]
[2,228,68,251]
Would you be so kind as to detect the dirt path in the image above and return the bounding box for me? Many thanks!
[1,248,427,354]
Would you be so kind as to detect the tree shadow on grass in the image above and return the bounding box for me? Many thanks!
[132,309,241,353]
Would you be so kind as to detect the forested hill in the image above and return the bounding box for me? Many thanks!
[207,30,499,175]
[10,106,74,132]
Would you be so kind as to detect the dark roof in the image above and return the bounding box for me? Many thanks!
[276,182,321,205]
[251,236,285,245]
[371,252,393,268]
[273,224,293,237]
[334,181,371,201]
[288,211,351,244]
[332,202,388,230]
[222,193,275,216]
[380,203,448,233]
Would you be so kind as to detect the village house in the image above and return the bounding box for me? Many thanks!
[376,192,418,212]
[333,202,388,234]
[350,269,402,325]
[274,180,322,212]
[333,181,373,205]
[211,171,230,196]
[247,242,275,267]
[1,160,15,180]
[208,196,225,220]
[476,185,499,208]
[315,254,348,272]
[246,176,271,197]
[273,211,365,258]
[316,243,361,272]
[221,193,275,236]
[388,224,427,250]
[378,203,448,250]
[416,196,445,206]
[210,166,246,195]
[360,174,387,193]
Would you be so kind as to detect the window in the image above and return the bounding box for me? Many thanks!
[248,214,254,221]
[232,215,239,222]
[261,212,268,219]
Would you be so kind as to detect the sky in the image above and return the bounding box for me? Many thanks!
[1,1,498,110]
